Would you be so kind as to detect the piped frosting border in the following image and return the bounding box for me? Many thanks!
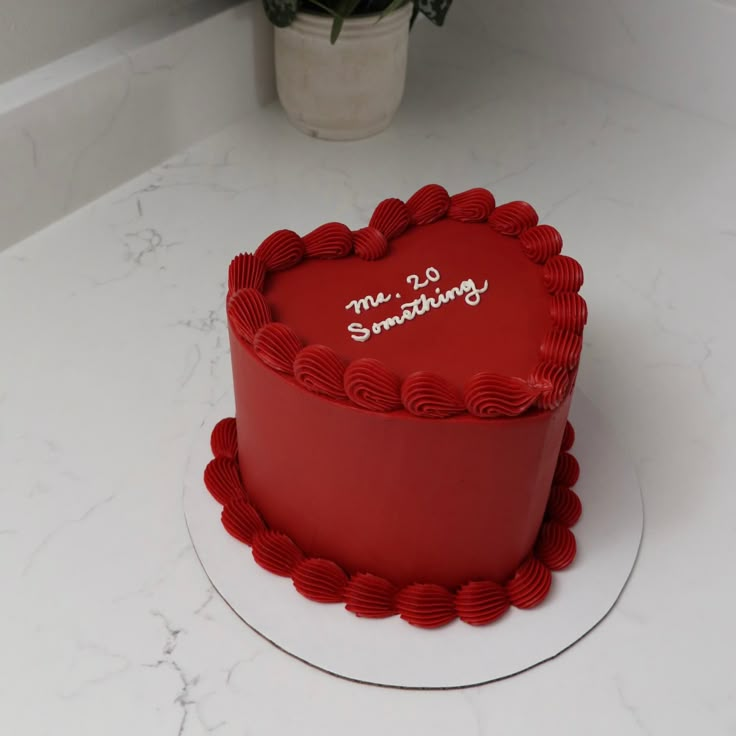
[204,417,582,628]
[226,185,587,420]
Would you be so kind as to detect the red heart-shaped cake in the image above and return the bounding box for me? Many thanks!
[205,185,586,628]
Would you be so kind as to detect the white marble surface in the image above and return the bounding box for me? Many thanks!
[2,19,736,735]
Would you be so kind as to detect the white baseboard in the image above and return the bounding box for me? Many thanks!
[466,0,736,127]
[0,0,275,252]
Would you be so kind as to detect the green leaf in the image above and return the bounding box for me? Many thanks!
[262,0,299,27]
[330,0,362,43]
[330,14,344,43]
[410,2,420,27]
[415,0,453,26]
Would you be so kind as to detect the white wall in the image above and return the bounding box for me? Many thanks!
[0,0,272,251]
[0,0,188,83]
[466,0,736,126]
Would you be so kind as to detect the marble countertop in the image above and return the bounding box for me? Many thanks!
[2,21,736,736]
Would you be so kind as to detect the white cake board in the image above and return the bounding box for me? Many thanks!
[183,392,643,688]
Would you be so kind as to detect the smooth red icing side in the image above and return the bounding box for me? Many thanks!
[203,418,582,628]
[230,328,572,588]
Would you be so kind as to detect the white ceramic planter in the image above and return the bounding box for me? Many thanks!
[274,3,412,140]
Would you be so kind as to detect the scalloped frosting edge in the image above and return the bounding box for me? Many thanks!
[226,184,587,418]
[204,417,581,629]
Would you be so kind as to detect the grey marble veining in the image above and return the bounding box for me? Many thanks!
[0,0,273,253]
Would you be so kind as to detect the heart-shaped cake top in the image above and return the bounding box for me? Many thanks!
[227,185,586,419]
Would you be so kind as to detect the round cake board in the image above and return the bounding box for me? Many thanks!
[183,392,643,689]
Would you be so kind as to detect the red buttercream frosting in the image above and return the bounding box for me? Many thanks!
[561,420,575,452]
[252,530,305,576]
[447,187,496,222]
[396,583,457,628]
[210,417,238,459]
[204,418,582,628]
[505,557,552,609]
[551,292,588,333]
[292,558,348,603]
[221,497,265,544]
[230,186,584,418]
[211,185,587,628]
[455,580,510,625]
[554,452,580,486]
[263,223,574,391]
[520,225,563,264]
[352,227,388,261]
[253,322,302,374]
[344,358,403,412]
[204,457,243,505]
[406,184,451,224]
[488,201,539,235]
[529,361,570,411]
[401,371,465,418]
[535,521,576,570]
[255,229,305,271]
[544,255,584,294]
[464,372,539,417]
[344,573,398,618]
[228,252,266,294]
[369,198,411,240]
[303,222,353,259]
[546,485,583,527]
[540,329,584,370]
[293,344,348,400]
[227,288,271,343]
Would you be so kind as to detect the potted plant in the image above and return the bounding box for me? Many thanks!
[262,0,453,140]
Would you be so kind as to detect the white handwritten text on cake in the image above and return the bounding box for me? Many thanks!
[344,267,489,343]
